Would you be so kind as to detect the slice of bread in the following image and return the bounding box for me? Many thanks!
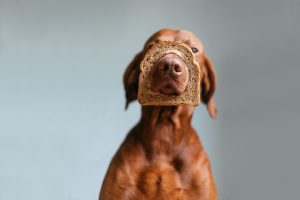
[138,41,201,106]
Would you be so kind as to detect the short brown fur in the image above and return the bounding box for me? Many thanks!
[99,29,218,200]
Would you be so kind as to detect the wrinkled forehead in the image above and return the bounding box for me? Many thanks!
[145,29,204,53]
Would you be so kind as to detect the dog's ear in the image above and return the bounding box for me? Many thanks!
[123,52,143,110]
[201,54,217,118]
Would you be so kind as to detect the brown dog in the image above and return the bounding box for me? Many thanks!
[99,29,218,200]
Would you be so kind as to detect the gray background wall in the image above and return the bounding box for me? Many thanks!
[0,0,299,199]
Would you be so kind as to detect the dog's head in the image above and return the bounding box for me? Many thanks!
[124,29,217,118]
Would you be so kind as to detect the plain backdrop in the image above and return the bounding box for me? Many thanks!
[0,0,300,199]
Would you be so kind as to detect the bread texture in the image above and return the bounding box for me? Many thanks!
[138,41,201,106]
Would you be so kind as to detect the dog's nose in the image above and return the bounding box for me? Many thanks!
[157,54,186,77]
[151,53,189,95]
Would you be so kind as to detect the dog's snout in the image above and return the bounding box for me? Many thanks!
[157,55,185,77]
[151,53,189,95]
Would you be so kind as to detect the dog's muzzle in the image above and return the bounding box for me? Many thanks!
[138,41,201,106]
[151,53,189,95]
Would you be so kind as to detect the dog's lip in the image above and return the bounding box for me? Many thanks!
[159,88,180,95]
[158,81,184,95]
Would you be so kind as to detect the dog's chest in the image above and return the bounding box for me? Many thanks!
[129,128,204,198]
[131,154,202,199]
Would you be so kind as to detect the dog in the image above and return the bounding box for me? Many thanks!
[99,29,218,200]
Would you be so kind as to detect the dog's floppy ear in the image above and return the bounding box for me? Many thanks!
[201,54,217,118]
[123,52,143,110]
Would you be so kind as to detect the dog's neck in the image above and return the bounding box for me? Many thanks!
[137,106,195,160]
[141,106,194,128]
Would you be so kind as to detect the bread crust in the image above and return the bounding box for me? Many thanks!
[138,41,201,106]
